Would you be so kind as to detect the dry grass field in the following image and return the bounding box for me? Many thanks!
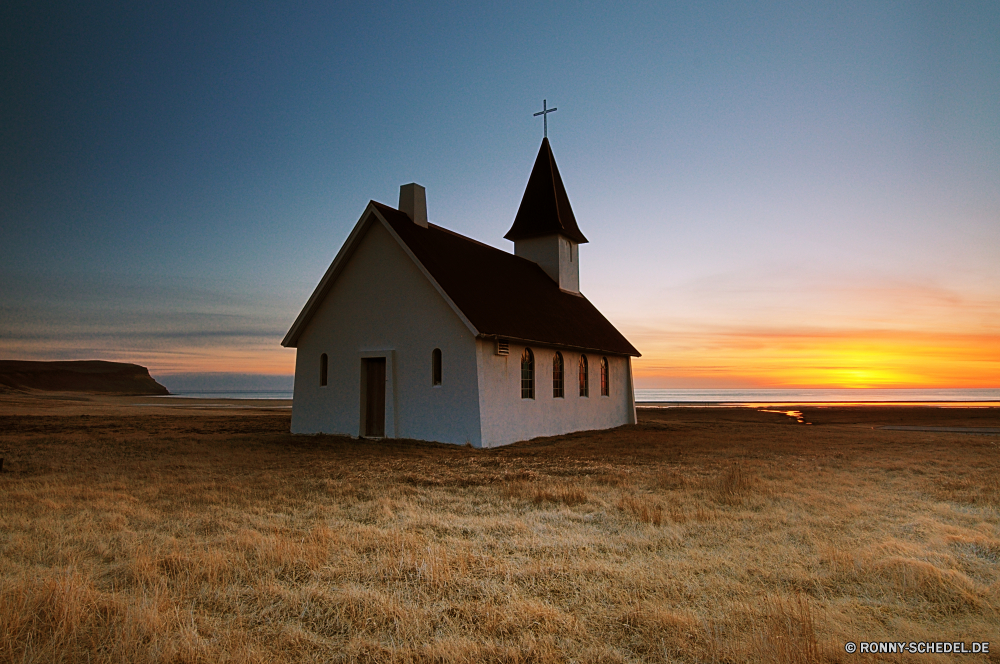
[1,396,998,663]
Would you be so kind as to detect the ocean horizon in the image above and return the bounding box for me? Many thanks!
[160,387,1000,405]
[633,387,1000,405]
[159,390,296,400]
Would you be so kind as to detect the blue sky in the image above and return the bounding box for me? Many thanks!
[2,1,998,386]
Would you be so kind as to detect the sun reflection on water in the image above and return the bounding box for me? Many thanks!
[759,409,811,424]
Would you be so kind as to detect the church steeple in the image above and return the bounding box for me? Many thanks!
[504,138,588,245]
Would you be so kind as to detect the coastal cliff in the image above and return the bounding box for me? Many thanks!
[0,360,169,395]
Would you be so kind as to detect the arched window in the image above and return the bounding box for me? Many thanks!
[553,352,564,398]
[579,354,588,397]
[320,353,328,387]
[432,348,442,385]
[521,348,534,399]
[600,357,609,396]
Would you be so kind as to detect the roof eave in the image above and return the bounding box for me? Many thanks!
[503,228,590,244]
[478,333,641,358]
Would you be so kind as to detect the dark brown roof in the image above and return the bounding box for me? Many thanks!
[373,202,638,356]
[504,138,588,244]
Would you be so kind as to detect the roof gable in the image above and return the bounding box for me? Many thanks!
[281,203,478,348]
[504,138,588,244]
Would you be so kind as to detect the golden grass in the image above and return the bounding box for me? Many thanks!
[1,404,998,662]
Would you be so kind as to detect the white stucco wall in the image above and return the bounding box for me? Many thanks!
[476,340,636,448]
[514,235,580,293]
[291,218,483,446]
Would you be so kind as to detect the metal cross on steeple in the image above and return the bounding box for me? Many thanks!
[533,99,557,138]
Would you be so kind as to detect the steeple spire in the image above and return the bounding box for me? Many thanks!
[504,138,588,244]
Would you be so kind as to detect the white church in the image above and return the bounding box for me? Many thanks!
[282,138,640,448]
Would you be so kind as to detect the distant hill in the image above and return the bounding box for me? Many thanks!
[0,360,169,395]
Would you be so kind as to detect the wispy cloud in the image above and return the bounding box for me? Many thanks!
[0,271,296,373]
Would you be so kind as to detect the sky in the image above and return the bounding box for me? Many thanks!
[2,1,998,389]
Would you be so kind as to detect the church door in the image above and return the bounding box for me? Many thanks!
[364,358,386,437]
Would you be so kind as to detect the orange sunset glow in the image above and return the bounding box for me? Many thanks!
[632,329,1000,389]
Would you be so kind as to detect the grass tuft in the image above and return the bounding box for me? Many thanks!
[617,494,665,525]
[532,483,587,506]
[715,462,768,505]
[750,595,821,664]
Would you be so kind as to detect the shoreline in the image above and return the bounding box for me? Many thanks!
[1,390,999,418]
[638,400,1000,408]
[1,392,998,435]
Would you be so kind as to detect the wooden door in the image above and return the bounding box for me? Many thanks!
[364,358,386,437]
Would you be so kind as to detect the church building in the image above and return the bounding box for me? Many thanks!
[282,139,640,447]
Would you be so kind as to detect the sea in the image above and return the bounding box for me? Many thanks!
[633,388,1000,406]
[159,390,295,400]
[159,387,1000,406]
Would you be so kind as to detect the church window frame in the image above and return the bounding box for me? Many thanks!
[320,353,328,387]
[521,348,534,399]
[579,354,588,397]
[432,348,442,386]
[600,357,609,396]
[553,352,564,398]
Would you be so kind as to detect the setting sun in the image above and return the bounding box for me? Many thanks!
[632,330,1000,389]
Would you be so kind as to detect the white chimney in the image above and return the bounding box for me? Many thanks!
[398,183,427,228]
